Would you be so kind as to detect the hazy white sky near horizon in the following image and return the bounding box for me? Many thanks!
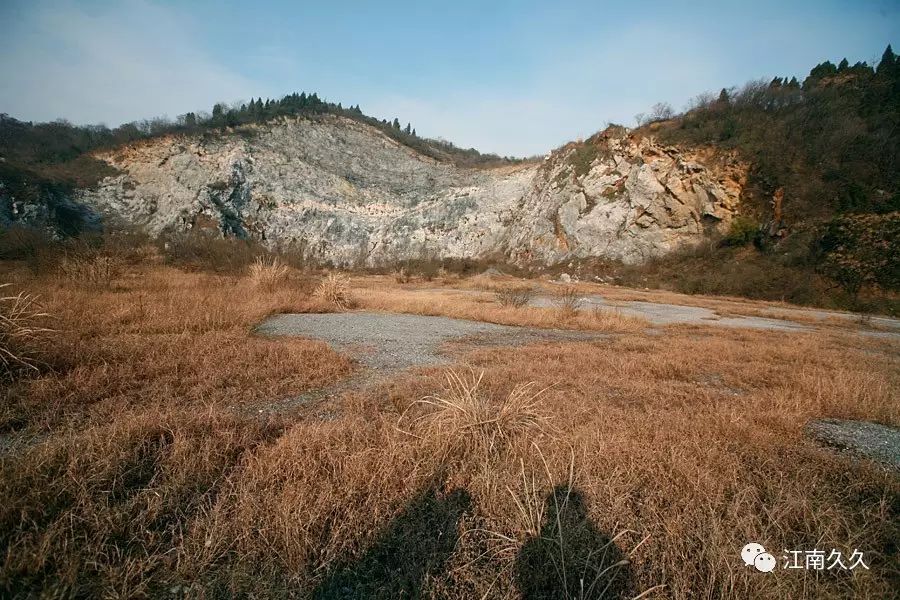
[1,0,897,156]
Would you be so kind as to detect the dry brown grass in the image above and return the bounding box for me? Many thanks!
[0,265,897,598]
[496,285,534,308]
[0,284,52,378]
[315,272,355,310]
[555,287,584,320]
[403,369,550,458]
[58,253,122,288]
[247,255,290,290]
[395,266,411,284]
[355,285,649,334]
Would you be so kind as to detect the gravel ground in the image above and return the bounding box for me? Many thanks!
[806,419,900,470]
[257,312,602,371]
[530,295,810,331]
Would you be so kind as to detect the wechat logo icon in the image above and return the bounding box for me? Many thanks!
[742,542,776,573]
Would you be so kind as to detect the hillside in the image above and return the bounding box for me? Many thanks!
[65,114,741,267]
[1,48,899,310]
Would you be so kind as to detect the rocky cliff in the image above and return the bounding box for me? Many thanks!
[77,115,746,265]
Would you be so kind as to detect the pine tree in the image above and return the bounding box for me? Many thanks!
[392,118,401,130]
[838,58,849,71]
[877,44,896,75]
[717,88,730,103]
[404,123,411,135]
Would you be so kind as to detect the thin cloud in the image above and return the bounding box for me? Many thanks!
[0,0,265,126]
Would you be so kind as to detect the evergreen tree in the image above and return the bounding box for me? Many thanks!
[717,88,730,103]
[877,44,896,75]
[404,123,412,135]
[838,58,849,71]
[392,118,401,130]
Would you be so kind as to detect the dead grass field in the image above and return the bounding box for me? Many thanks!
[1,261,898,599]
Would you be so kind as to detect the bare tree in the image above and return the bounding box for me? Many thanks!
[649,102,674,122]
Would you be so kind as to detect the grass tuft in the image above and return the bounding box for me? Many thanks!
[0,284,52,378]
[555,288,583,319]
[248,256,290,291]
[408,369,549,456]
[315,273,355,310]
[496,286,534,308]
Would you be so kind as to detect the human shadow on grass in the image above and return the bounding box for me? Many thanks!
[516,486,633,600]
[313,486,472,599]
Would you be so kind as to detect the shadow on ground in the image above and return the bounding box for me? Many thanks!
[516,486,633,599]
[313,482,632,599]
[313,487,472,599]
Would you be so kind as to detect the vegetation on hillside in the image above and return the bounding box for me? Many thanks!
[624,45,900,310]
[0,91,520,199]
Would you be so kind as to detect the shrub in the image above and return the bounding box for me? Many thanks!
[496,286,534,308]
[817,212,900,299]
[723,216,760,247]
[58,253,121,288]
[554,288,583,319]
[248,256,290,291]
[0,285,52,378]
[162,232,264,274]
[315,273,354,310]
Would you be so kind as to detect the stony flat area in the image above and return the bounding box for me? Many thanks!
[257,312,601,371]
[806,419,900,470]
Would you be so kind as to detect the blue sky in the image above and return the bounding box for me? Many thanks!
[1,0,897,156]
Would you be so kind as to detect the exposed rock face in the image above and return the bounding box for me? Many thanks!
[78,115,746,265]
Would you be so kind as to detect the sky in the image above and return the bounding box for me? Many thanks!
[1,1,897,157]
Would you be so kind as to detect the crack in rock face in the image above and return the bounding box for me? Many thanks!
[72,116,747,266]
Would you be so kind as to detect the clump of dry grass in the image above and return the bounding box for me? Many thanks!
[496,286,534,308]
[315,273,354,310]
[406,369,550,456]
[395,267,411,284]
[591,306,648,331]
[0,284,51,377]
[58,253,121,288]
[555,287,583,319]
[248,255,290,290]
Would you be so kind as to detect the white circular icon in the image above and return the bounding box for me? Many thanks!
[741,542,766,566]
[754,552,777,573]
